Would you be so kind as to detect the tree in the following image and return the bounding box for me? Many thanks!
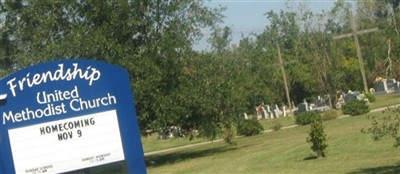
[0,0,20,77]
[293,5,343,108]
[307,120,328,158]
[255,9,301,106]
[0,0,226,139]
[208,26,232,53]
[235,36,277,111]
[362,106,400,148]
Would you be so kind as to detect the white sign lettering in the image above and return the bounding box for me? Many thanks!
[7,63,101,97]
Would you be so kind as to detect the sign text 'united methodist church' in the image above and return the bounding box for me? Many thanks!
[0,59,146,174]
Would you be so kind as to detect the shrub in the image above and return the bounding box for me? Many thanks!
[272,121,282,131]
[341,100,370,116]
[365,93,376,102]
[362,106,400,148]
[237,119,264,136]
[222,127,237,145]
[321,109,340,121]
[295,112,321,126]
[307,120,328,158]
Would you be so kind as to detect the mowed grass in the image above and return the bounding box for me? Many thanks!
[259,116,295,129]
[146,110,400,174]
[142,93,400,154]
[142,134,208,153]
[370,93,400,110]
[141,117,296,153]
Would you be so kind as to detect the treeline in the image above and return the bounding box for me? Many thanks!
[1,0,400,140]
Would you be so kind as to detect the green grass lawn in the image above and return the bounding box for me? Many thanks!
[141,93,400,154]
[259,116,295,130]
[141,134,209,153]
[145,110,400,173]
[370,93,400,110]
[141,116,297,153]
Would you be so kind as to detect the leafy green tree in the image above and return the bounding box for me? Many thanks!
[255,10,300,105]
[0,0,227,139]
[208,26,232,53]
[0,0,20,77]
[235,36,278,111]
[307,120,328,158]
[363,106,400,148]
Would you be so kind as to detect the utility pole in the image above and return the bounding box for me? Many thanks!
[276,44,292,114]
[333,12,378,93]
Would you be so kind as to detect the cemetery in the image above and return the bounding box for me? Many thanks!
[373,77,400,94]
[143,83,400,173]
[144,93,400,173]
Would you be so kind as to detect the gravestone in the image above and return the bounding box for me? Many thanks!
[282,106,287,117]
[316,96,329,107]
[271,110,277,119]
[309,103,315,111]
[266,105,272,118]
[159,127,174,140]
[395,82,400,92]
[312,95,330,111]
[304,100,309,111]
[273,105,282,118]
[386,79,395,93]
[374,80,387,94]
[262,109,269,119]
[0,60,146,174]
[297,104,306,113]
[297,100,309,114]
[344,94,357,103]
[374,79,398,94]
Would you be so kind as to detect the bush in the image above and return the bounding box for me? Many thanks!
[272,121,282,131]
[341,100,370,116]
[307,120,328,158]
[321,109,340,121]
[365,93,376,102]
[237,119,264,136]
[295,112,321,126]
[362,106,400,148]
[222,127,237,145]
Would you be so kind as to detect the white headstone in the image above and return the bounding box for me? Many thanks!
[383,79,388,92]
[291,101,296,110]
[262,110,269,119]
[283,106,287,117]
[274,104,282,118]
[244,113,248,120]
[304,99,309,111]
[274,110,280,118]
[266,105,271,113]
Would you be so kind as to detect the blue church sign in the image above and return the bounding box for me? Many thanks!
[0,60,146,173]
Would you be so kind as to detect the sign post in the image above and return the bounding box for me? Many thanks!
[0,59,147,174]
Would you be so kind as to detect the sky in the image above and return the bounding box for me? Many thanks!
[194,0,342,50]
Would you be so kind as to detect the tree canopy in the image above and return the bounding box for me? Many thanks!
[1,0,400,140]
